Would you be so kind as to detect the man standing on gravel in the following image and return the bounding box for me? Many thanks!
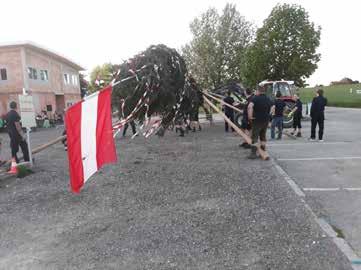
[270,91,286,140]
[247,86,272,159]
[240,88,254,148]
[119,98,137,137]
[290,94,303,137]
[309,88,327,142]
[5,101,30,164]
[223,91,235,132]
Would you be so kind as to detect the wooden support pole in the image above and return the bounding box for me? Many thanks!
[203,91,243,114]
[31,135,66,155]
[203,95,269,160]
[4,135,67,167]
[207,92,225,99]
[4,109,119,167]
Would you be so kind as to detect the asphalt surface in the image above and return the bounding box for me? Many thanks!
[269,107,361,262]
[0,120,353,269]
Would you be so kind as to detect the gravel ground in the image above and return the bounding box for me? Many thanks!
[0,124,353,269]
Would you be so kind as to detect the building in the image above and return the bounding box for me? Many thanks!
[0,41,84,117]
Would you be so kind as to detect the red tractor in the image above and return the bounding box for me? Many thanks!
[259,80,296,128]
[234,80,296,128]
[211,80,296,128]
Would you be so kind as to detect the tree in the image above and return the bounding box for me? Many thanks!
[88,63,114,92]
[242,4,321,87]
[182,3,254,90]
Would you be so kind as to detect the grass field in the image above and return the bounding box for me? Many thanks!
[299,83,361,108]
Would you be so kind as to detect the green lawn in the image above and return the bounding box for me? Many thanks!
[299,84,361,108]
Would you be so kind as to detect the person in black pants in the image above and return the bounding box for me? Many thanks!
[270,91,286,140]
[122,121,137,137]
[62,129,67,151]
[310,89,327,142]
[118,98,137,137]
[223,91,235,132]
[247,87,272,159]
[5,101,30,163]
[240,88,254,148]
[290,94,303,137]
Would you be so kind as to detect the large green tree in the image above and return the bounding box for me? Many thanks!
[242,4,321,87]
[182,3,254,90]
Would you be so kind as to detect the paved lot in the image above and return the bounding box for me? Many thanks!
[0,119,353,269]
[268,107,361,261]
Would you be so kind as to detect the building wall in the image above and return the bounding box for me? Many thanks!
[0,47,23,93]
[0,93,20,117]
[50,61,62,94]
[0,47,24,115]
[32,93,56,114]
[62,66,80,95]
[64,94,81,108]
[26,48,52,94]
[0,45,82,116]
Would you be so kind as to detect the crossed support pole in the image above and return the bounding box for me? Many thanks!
[202,92,270,160]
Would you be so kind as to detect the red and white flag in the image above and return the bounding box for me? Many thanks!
[65,85,117,193]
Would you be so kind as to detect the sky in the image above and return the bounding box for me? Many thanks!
[1,0,360,86]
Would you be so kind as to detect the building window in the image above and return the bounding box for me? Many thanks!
[72,74,78,85]
[28,67,38,80]
[0,68,7,80]
[64,74,70,84]
[40,70,49,81]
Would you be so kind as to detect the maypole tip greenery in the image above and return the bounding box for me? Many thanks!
[111,44,203,135]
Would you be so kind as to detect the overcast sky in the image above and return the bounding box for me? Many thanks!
[2,0,360,86]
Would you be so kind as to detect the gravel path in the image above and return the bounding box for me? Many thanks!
[0,124,352,269]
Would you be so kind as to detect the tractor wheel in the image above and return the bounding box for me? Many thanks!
[234,103,245,128]
[283,101,296,128]
[235,112,243,128]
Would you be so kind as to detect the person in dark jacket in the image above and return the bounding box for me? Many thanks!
[189,81,203,132]
[290,94,303,137]
[309,89,327,142]
[223,91,235,132]
[119,98,137,137]
[62,129,67,151]
[270,91,286,140]
[247,86,272,159]
[5,101,30,164]
[240,88,254,148]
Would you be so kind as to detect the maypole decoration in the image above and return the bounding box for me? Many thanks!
[110,44,202,137]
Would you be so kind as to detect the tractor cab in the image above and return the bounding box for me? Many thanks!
[258,80,296,128]
[259,80,295,101]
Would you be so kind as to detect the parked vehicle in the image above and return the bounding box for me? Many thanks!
[212,80,297,128]
[257,80,296,128]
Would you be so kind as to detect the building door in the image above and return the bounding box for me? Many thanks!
[55,95,65,113]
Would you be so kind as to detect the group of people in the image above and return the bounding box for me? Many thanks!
[223,87,327,159]
[35,110,64,128]
[270,92,303,139]
[0,87,327,168]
